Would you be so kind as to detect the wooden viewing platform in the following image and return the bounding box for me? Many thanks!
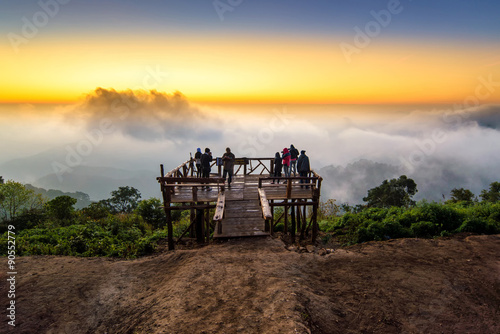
[157,157,322,250]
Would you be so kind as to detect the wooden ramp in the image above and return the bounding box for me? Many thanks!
[214,175,269,238]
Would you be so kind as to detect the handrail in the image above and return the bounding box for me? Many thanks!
[257,188,272,219]
[213,191,226,234]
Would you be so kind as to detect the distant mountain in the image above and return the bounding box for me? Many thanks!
[318,158,498,205]
[24,184,92,209]
[0,148,161,201]
[0,147,68,182]
[33,166,160,201]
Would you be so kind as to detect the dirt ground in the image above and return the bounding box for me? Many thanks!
[1,234,499,334]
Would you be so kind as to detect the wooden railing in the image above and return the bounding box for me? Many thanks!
[257,171,323,242]
[159,157,323,246]
[213,157,274,176]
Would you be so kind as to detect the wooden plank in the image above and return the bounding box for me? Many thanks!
[213,192,225,221]
[258,188,272,219]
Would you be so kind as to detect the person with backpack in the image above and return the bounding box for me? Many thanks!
[194,148,202,177]
[200,148,212,190]
[289,144,299,177]
[297,150,311,189]
[272,152,283,184]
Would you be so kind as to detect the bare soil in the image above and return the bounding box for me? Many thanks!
[1,234,499,334]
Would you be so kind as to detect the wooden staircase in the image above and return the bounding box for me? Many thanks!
[213,175,269,238]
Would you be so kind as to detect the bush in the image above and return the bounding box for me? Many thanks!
[411,221,437,237]
[456,217,499,234]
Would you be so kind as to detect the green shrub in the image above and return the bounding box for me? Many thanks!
[411,221,437,237]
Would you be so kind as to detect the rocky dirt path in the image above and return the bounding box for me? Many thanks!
[1,234,499,334]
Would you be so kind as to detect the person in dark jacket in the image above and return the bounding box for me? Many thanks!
[222,147,236,188]
[297,150,310,188]
[194,148,202,177]
[272,152,283,184]
[200,148,212,190]
[289,144,299,176]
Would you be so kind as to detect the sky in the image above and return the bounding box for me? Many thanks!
[1,0,500,202]
[1,0,500,104]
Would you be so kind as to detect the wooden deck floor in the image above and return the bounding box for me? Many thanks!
[168,175,315,238]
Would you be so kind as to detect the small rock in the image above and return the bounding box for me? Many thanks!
[306,245,315,253]
[288,246,297,252]
[318,248,327,256]
[298,247,307,253]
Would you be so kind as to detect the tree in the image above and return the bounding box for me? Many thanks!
[480,182,500,203]
[135,198,166,229]
[448,188,475,204]
[80,202,110,220]
[363,175,418,208]
[106,186,142,213]
[45,196,77,221]
[0,180,45,221]
[0,176,4,184]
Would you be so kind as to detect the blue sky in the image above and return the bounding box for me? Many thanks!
[2,0,500,40]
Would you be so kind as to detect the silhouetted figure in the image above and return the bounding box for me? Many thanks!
[222,147,236,188]
[272,152,282,184]
[201,148,212,190]
[195,148,202,178]
[297,150,310,189]
[289,144,299,176]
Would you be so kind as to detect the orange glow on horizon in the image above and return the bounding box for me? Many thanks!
[1,34,499,105]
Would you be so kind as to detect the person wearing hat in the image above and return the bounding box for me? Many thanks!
[297,150,310,189]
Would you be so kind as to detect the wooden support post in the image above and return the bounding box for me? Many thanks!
[206,204,211,243]
[271,200,274,234]
[284,201,288,235]
[166,204,173,250]
[160,164,165,177]
[286,180,292,199]
[192,186,198,202]
[190,206,195,238]
[312,200,319,243]
[297,201,302,240]
[291,199,296,243]
[195,204,204,244]
[160,174,174,250]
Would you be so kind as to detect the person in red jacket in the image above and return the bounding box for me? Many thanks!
[282,147,291,181]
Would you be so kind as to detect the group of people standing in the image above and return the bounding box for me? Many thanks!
[193,144,310,190]
[194,147,235,190]
[273,144,310,186]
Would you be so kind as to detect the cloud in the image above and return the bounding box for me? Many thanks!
[70,88,221,142]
